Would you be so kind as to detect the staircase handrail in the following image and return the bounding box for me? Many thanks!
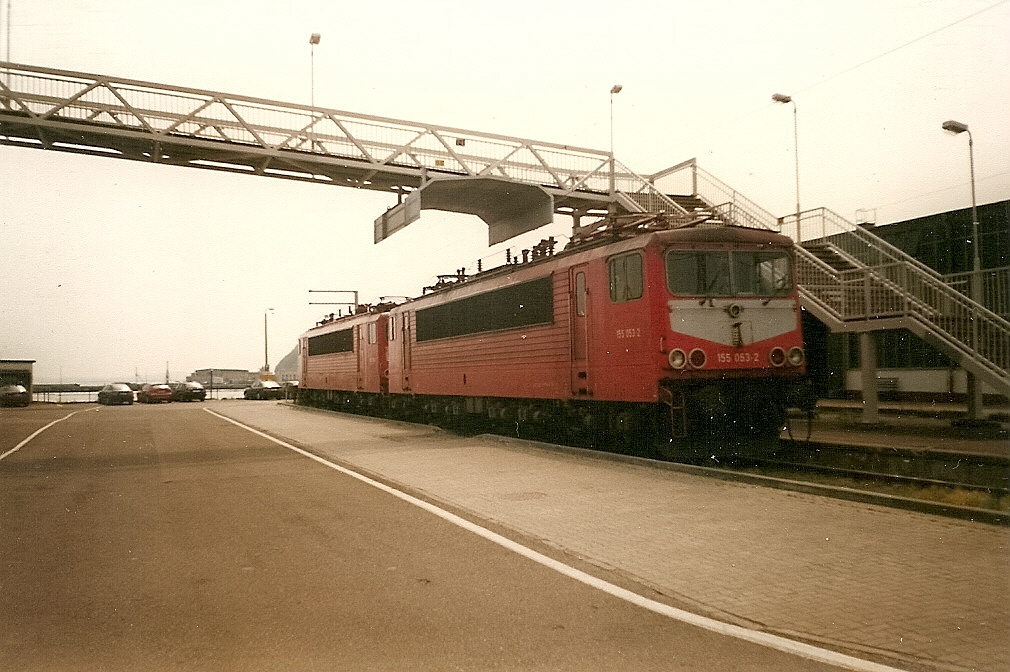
[788,207,946,281]
[646,158,779,232]
[694,164,779,231]
[711,201,771,231]
[610,159,693,219]
[945,266,1010,318]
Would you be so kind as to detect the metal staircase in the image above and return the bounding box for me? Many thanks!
[789,208,1009,396]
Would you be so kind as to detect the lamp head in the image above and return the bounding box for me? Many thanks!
[772,93,792,104]
[610,84,623,95]
[942,120,968,135]
[309,33,321,45]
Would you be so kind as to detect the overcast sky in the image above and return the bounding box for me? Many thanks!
[2,0,1008,384]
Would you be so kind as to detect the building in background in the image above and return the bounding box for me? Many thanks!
[0,359,36,391]
[188,368,255,387]
[187,346,298,387]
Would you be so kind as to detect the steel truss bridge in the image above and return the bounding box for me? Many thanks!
[0,62,740,245]
[1,62,1006,401]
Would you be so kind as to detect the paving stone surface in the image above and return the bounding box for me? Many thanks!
[215,402,1010,672]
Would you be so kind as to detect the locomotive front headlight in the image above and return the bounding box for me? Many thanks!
[688,348,707,369]
[787,346,805,366]
[769,347,786,367]
[668,348,687,369]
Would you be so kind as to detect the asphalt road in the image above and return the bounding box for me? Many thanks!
[1,403,843,671]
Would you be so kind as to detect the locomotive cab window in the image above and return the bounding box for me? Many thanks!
[609,253,643,303]
[667,251,730,297]
[666,250,791,297]
[737,251,792,296]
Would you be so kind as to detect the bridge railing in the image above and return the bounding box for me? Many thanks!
[645,158,779,231]
[1,61,626,196]
[2,62,782,231]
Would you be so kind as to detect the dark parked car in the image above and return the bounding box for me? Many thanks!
[244,380,284,400]
[98,383,134,405]
[0,384,31,407]
[170,381,206,402]
[137,383,172,404]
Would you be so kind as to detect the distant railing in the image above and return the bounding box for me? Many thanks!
[645,159,779,232]
[945,266,1010,319]
[610,160,692,219]
[786,208,947,280]
[32,390,98,403]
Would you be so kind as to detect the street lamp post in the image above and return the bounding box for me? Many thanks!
[609,84,622,156]
[309,33,320,109]
[263,308,274,374]
[941,120,981,278]
[609,84,622,199]
[942,119,983,421]
[772,93,801,242]
[309,33,320,151]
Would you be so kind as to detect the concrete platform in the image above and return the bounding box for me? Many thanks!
[212,401,1009,672]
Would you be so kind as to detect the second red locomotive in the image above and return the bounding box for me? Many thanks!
[298,216,807,453]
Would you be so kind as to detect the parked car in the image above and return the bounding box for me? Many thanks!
[244,380,284,400]
[0,384,31,407]
[170,381,206,402]
[97,383,134,405]
[137,383,172,404]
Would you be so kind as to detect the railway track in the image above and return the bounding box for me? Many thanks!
[291,399,1010,525]
[490,426,1010,526]
[706,439,1010,526]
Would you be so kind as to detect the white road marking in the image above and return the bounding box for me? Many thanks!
[0,409,86,461]
[206,408,909,672]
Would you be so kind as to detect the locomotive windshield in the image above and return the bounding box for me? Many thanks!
[666,250,792,297]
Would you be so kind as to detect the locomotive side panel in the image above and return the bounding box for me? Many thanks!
[299,224,809,447]
[403,273,572,400]
[385,310,409,394]
[355,316,389,394]
[582,246,667,403]
[301,326,359,392]
[301,313,389,394]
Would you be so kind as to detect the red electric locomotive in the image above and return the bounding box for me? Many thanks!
[300,309,390,407]
[299,217,808,452]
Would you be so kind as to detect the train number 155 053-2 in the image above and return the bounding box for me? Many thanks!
[716,351,760,364]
